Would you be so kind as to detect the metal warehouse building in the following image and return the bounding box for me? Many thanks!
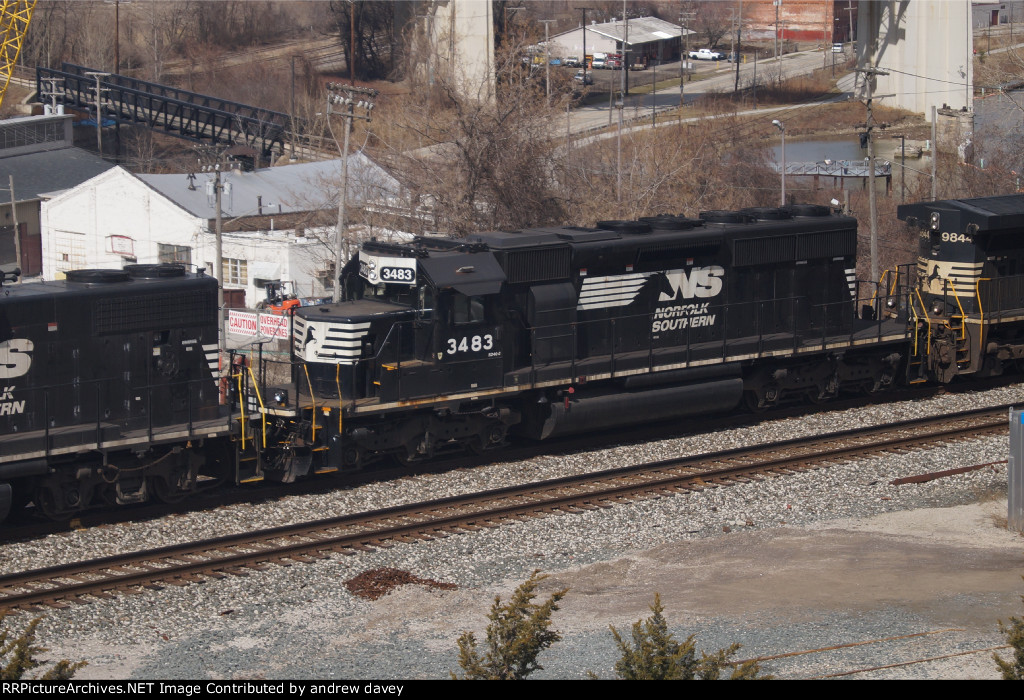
[547,16,689,65]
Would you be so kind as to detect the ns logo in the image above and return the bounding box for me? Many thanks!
[0,338,33,379]
[659,266,724,301]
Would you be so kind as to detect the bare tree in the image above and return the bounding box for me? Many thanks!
[328,0,406,81]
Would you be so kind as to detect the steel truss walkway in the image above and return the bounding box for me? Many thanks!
[37,63,308,159]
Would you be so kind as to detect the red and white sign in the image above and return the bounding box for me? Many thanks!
[107,235,135,257]
[228,310,259,336]
[259,313,290,339]
[228,310,290,339]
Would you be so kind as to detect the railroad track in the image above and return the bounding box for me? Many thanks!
[0,405,1010,612]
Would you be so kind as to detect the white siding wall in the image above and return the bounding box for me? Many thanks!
[41,168,203,279]
[41,167,336,306]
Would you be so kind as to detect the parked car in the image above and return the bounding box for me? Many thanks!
[564,56,581,67]
[573,69,593,85]
[832,43,844,53]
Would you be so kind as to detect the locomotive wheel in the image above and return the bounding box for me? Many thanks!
[744,391,768,413]
[32,485,80,520]
[468,424,507,454]
[393,449,426,467]
[150,476,189,504]
[342,446,364,470]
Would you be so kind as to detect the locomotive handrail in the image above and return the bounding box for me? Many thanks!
[303,364,317,444]
[246,365,268,448]
[234,371,249,450]
[911,288,932,359]
[335,364,344,433]
[975,277,989,323]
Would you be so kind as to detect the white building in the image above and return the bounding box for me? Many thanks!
[547,16,687,65]
[40,155,400,307]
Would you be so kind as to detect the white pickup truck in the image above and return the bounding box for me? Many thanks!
[688,48,724,61]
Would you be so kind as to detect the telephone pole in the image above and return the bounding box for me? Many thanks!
[84,71,109,157]
[194,151,242,359]
[327,83,377,303]
[857,65,889,284]
[679,10,695,105]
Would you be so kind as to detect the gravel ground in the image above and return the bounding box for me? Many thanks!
[5,384,1024,680]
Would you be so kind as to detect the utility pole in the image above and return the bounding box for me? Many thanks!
[734,0,743,93]
[857,65,889,284]
[85,71,109,157]
[9,176,19,280]
[774,0,781,61]
[621,1,629,98]
[679,10,695,105]
[195,152,242,361]
[577,7,593,84]
[38,76,63,114]
[846,0,856,45]
[327,82,377,304]
[540,19,558,106]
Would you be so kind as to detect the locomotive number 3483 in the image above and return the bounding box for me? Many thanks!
[446,334,494,355]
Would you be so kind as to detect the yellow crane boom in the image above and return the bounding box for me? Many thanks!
[0,0,35,110]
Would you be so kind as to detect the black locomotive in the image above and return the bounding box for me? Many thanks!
[899,195,1024,384]
[7,194,1024,522]
[0,264,228,521]
[238,203,913,478]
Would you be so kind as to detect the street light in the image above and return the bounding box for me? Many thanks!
[772,119,786,206]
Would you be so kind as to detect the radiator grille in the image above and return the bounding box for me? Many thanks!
[94,291,216,334]
[501,247,571,283]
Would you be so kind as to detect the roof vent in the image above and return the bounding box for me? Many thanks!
[65,269,131,284]
[785,204,832,217]
[699,210,750,224]
[123,263,187,278]
[739,207,791,221]
[596,220,652,235]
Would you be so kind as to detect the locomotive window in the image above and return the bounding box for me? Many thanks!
[362,280,416,306]
[453,294,485,325]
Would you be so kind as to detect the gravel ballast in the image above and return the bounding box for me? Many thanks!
[5,384,1024,680]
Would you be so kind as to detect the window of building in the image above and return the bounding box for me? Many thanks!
[158,244,191,265]
[223,258,247,285]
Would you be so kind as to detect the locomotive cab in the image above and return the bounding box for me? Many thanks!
[899,194,1024,381]
[295,239,507,406]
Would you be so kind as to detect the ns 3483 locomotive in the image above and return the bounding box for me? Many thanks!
[238,202,920,480]
[240,194,1024,480]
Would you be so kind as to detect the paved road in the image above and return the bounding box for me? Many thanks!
[568,47,851,135]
